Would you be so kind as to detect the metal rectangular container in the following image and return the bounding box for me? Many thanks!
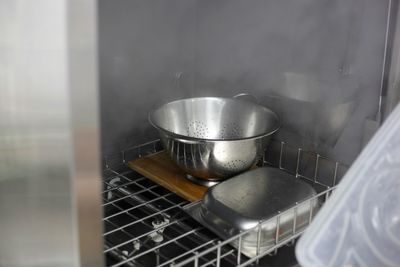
[184,167,319,258]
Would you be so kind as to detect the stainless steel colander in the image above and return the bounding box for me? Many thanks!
[149,97,280,185]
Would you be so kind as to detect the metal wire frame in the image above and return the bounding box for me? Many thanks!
[102,150,239,266]
[103,176,217,266]
[174,188,334,267]
[102,139,348,267]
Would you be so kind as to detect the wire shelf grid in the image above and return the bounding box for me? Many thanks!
[102,139,348,267]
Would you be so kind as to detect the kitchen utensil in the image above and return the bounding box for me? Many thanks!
[149,97,280,184]
[184,167,319,258]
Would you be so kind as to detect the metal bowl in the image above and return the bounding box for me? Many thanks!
[149,97,280,184]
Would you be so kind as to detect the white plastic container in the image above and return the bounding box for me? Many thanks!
[296,104,400,267]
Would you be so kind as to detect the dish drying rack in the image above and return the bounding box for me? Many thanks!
[102,139,348,267]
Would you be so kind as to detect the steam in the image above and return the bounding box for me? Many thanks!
[99,0,389,165]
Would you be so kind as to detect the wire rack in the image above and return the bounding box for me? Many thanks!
[102,139,348,267]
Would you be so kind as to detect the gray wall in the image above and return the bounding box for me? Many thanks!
[99,0,390,163]
[99,0,196,154]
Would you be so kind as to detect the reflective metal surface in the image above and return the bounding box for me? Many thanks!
[0,1,103,266]
[149,97,280,180]
[384,0,400,120]
[184,167,319,258]
[68,0,104,266]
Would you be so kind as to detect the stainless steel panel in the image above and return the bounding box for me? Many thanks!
[98,0,197,155]
[193,0,390,165]
[385,0,400,119]
[99,0,391,165]
[0,1,103,266]
[68,0,104,266]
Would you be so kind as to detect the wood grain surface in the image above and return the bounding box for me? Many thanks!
[128,151,208,202]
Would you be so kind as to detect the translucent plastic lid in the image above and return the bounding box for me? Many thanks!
[296,104,400,267]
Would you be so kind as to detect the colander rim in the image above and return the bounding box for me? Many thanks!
[148,97,280,142]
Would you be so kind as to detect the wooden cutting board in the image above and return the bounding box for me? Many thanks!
[128,151,208,202]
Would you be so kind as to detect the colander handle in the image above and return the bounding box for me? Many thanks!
[233,93,259,104]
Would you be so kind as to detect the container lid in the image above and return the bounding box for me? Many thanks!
[202,167,316,230]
